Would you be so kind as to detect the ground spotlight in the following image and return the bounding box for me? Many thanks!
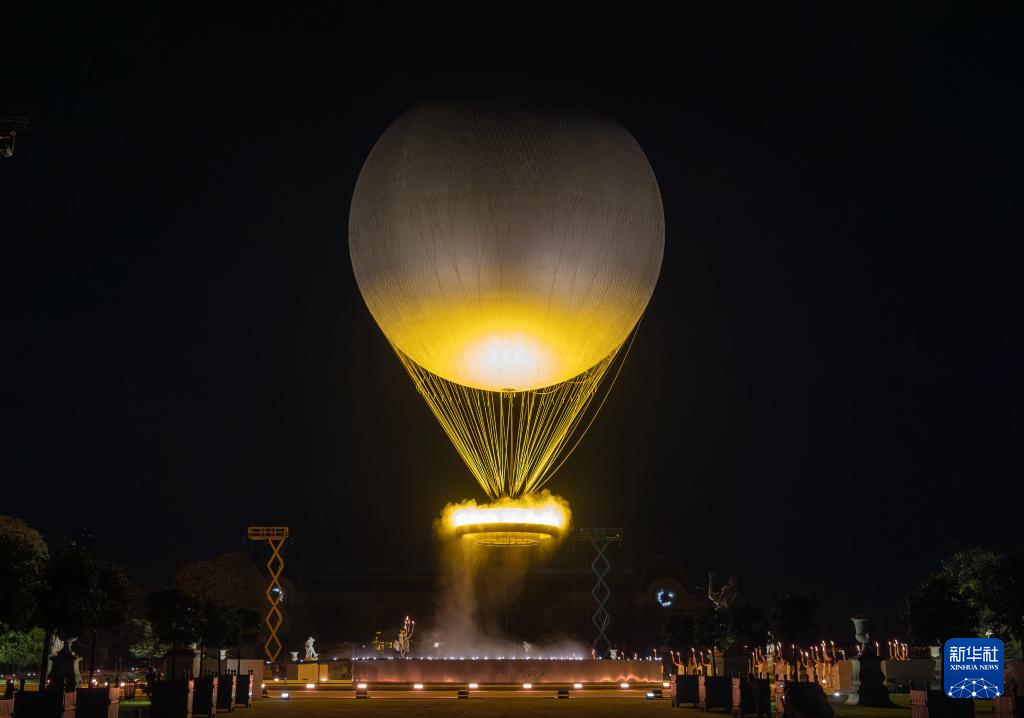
[468,683,478,689]
[413,683,424,690]
[522,683,532,689]
[280,692,290,700]
[573,683,583,689]
[305,683,315,689]
[620,682,630,689]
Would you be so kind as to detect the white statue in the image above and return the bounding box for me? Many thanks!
[304,637,318,661]
[50,635,76,656]
[290,651,299,663]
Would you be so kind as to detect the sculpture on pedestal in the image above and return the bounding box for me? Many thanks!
[846,616,896,707]
[304,637,318,661]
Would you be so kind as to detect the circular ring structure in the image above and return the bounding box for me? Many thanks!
[447,501,568,547]
[454,522,561,547]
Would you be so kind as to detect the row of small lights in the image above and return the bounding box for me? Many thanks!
[280,681,657,691]
[278,681,669,700]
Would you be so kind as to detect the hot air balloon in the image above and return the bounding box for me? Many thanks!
[350,102,663,544]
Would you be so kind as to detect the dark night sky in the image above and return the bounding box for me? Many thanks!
[3,6,1022,633]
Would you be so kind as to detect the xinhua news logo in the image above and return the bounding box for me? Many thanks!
[944,638,1004,698]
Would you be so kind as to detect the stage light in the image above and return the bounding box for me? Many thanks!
[522,683,532,689]
[413,683,424,690]
[468,683,478,689]
[655,588,677,607]
[573,683,583,689]
[356,683,367,690]
[620,682,630,689]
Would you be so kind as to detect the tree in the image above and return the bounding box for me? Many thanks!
[902,572,979,645]
[146,588,200,680]
[662,612,695,651]
[174,553,263,612]
[0,627,45,674]
[0,516,49,631]
[196,601,236,669]
[694,607,736,650]
[768,593,818,644]
[987,554,1024,646]
[941,548,1004,635]
[34,547,134,687]
[125,618,169,663]
[731,602,767,648]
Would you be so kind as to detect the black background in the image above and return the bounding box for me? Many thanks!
[3,5,1021,635]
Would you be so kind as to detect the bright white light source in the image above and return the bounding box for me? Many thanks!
[356,683,367,690]
[413,683,424,690]
[620,682,630,689]
[305,683,315,689]
[280,693,290,700]
[468,683,478,689]
[834,692,840,697]
[522,683,532,689]
[663,681,671,688]
[573,683,583,689]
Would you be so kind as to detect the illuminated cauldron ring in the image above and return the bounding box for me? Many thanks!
[454,522,562,547]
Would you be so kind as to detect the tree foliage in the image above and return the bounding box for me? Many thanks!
[36,548,133,639]
[146,588,201,648]
[124,618,169,661]
[662,612,695,651]
[173,553,263,612]
[768,593,819,644]
[904,548,1024,644]
[902,572,979,645]
[694,607,736,650]
[0,627,45,670]
[0,516,49,631]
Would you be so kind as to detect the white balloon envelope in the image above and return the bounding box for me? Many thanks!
[350,102,664,499]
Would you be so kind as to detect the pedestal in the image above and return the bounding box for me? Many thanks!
[846,656,896,707]
[75,686,118,718]
[151,679,194,718]
[929,646,943,689]
[215,675,235,712]
[191,676,217,718]
[284,663,319,682]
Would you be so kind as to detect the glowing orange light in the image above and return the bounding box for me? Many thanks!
[442,493,570,547]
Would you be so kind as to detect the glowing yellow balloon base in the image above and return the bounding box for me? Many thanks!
[440,493,571,548]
